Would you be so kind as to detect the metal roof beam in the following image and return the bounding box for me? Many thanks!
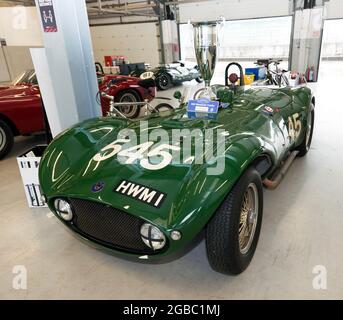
[87,0,159,18]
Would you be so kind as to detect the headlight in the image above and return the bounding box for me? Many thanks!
[140,223,166,250]
[54,198,73,221]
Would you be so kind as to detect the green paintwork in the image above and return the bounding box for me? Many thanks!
[39,84,313,261]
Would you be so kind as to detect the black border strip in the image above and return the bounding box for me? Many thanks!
[113,179,167,208]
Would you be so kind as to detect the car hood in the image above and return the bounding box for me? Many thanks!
[40,104,262,226]
[39,87,292,228]
[103,74,139,82]
[0,84,28,99]
[98,74,140,88]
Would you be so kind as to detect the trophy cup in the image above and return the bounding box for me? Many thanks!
[193,22,219,100]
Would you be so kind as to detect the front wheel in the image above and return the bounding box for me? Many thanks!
[0,120,14,160]
[115,90,141,119]
[156,74,172,90]
[206,167,263,275]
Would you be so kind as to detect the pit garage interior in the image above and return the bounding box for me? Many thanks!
[0,0,343,300]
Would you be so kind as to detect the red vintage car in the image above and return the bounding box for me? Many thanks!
[0,69,156,159]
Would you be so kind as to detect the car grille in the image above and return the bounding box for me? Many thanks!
[68,198,156,254]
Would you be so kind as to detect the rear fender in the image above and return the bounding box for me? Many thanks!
[154,69,167,78]
[118,88,143,101]
[291,87,314,148]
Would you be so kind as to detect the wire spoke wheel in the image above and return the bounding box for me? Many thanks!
[296,105,314,157]
[118,92,139,118]
[0,127,5,151]
[238,183,259,255]
[160,75,168,86]
[206,167,263,275]
[157,74,171,90]
[0,120,14,159]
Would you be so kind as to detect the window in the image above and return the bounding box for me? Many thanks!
[180,16,292,63]
[322,19,343,60]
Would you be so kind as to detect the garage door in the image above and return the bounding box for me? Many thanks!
[180,16,292,67]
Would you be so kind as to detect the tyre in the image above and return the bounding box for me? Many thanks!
[195,77,203,83]
[0,119,14,160]
[155,103,173,113]
[156,73,172,90]
[115,90,141,119]
[296,105,315,157]
[206,167,263,275]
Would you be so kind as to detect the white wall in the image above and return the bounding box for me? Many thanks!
[0,49,11,82]
[179,0,291,23]
[0,6,42,80]
[0,6,42,46]
[0,7,161,78]
[90,23,160,67]
[1,46,39,80]
[326,0,343,19]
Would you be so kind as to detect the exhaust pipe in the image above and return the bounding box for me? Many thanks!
[263,150,299,190]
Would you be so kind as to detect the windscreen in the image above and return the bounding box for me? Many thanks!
[11,70,36,85]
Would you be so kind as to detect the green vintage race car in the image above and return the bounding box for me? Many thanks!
[39,62,315,275]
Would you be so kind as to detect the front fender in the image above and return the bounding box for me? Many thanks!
[154,68,167,78]
[166,134,268,248]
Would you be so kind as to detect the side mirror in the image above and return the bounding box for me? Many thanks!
[173,91,182,100]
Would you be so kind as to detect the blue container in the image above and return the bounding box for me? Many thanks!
[258,67,267,80]
[245,67,260,80]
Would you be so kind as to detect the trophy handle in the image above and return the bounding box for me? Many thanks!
[225,62,245,87]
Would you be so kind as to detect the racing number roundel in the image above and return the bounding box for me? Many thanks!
[288,113,302,142]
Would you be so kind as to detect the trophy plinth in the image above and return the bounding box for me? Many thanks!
[193,22,218,100]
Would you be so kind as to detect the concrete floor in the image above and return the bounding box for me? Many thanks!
[1,61,343,299]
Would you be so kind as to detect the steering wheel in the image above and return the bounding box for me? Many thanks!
[225,62,245,87]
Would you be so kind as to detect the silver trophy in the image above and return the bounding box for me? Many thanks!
[193,22,219,100]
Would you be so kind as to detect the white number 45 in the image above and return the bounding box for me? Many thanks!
[288,113,302,142]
